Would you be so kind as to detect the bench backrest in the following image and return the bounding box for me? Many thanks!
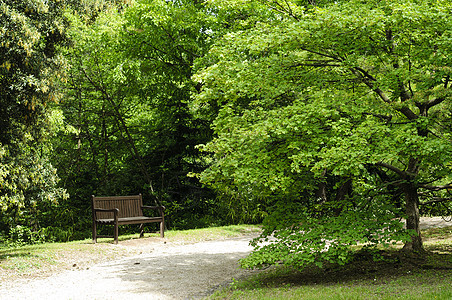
[92,195,144,219]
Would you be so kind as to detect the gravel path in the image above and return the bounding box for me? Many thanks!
[1,217,450,300]
[0,235,263,300]
[418,216,452,229]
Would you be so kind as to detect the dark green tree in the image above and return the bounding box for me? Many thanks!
[120,0,218,227]
[0,0,70,242]
[0,0,67,143]
[54,1,218,230]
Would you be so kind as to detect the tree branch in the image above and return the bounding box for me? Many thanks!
[259,0,300,21]
[362,112,392,123]
[398,106,418,120]
[426,97,446,110]
[350,67,390,103]
[351,66,418,120]
[298,47,344,62]
[375,162,407,178]
[289,62,341,68]
[419,183,452,191]
[421,197,452,205]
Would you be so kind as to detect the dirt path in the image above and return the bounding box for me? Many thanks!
[418,216,452,229]
[1,217,450,300]
[0,235,264,300]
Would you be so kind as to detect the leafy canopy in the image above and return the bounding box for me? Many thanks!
[0,0,70,241]
[193,0,452,268]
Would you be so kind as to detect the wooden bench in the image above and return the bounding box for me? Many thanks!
[91,194,165,244]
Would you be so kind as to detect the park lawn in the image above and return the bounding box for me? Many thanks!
[209,226,452,300]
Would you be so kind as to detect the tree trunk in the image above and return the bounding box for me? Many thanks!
[315,169,328,202]
[402,183,423,252]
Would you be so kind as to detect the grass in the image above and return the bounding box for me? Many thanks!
[0,238,127,280]
[211,257,452,300]
[208,226,452,300]
[164,224,262,242]
[0,224,261,281]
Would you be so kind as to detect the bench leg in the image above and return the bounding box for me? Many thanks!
[139,224,145,238]
[92,221,97,244]
[160,221,164,238]
[114,222,119,244]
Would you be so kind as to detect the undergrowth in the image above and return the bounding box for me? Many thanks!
[209,226,452,300]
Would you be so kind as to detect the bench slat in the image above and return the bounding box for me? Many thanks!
[97,216,163,224]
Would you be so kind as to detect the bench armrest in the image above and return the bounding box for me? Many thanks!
[142,206,165,216]
[142,205,165,211]
[94,208,119,219]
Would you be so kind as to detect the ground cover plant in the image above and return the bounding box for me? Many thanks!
[209,225,452,299]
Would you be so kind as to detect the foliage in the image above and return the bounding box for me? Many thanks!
[120,0,217,226]
[0,133,70,242]
[211,228,452,300]
[0,0,68,143]
[193,0,452,268]
[3,0,452,253]
[52,0,222,232]
[241,199,408,269]
[0,0,70,243]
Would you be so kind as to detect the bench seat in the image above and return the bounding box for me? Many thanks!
[96,216,163,224]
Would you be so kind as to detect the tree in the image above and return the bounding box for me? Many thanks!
[54,0,219,230]
[193,0,452,268]
[56,9,143,196]
[117,0,228,228]
[0,0,68,143]
[0,0,70,242]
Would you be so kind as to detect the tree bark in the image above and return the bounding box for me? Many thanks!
[402,182,423,252]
